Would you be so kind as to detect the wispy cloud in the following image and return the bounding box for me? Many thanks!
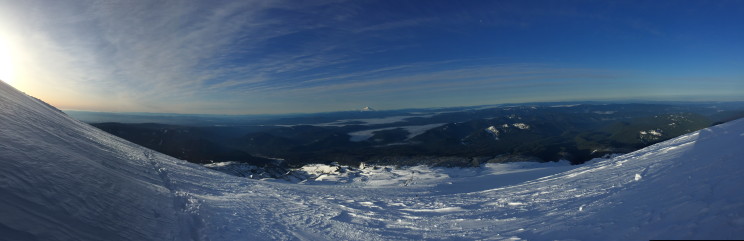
[2,0,368,110]
[270,63,622,96]
[1,0,741,114]
[353,18,435,33]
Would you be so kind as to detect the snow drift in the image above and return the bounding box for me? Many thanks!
[1,80,743,240]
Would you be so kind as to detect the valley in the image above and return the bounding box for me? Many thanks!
[80,102,744,170]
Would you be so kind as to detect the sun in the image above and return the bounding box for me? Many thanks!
[0,35,16,87]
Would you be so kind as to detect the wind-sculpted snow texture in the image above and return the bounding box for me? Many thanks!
[1,80,744,240]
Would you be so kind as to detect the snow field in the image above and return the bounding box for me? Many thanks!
[2,80,744,240]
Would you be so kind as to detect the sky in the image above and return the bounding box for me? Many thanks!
[0,0,742,114]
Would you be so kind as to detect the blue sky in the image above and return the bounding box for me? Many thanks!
[0,0,742,114]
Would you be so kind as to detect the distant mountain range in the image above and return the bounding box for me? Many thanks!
[85,102,744,167]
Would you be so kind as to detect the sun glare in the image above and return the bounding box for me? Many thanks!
[0,35,16,87]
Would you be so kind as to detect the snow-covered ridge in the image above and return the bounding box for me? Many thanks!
[640,129,663,136]
[512,122,530,130]
[485,125,500,140]
[205,161,579,187]
[2,80,744,240]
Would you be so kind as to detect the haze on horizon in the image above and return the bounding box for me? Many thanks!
[0,0,742,115]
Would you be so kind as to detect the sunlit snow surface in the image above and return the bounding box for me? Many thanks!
[2,81,744,240]
[206,160,580,188]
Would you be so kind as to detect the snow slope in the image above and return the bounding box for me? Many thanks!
[1,80,744,240]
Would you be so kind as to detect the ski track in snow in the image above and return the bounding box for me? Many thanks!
[2,80,744,240]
